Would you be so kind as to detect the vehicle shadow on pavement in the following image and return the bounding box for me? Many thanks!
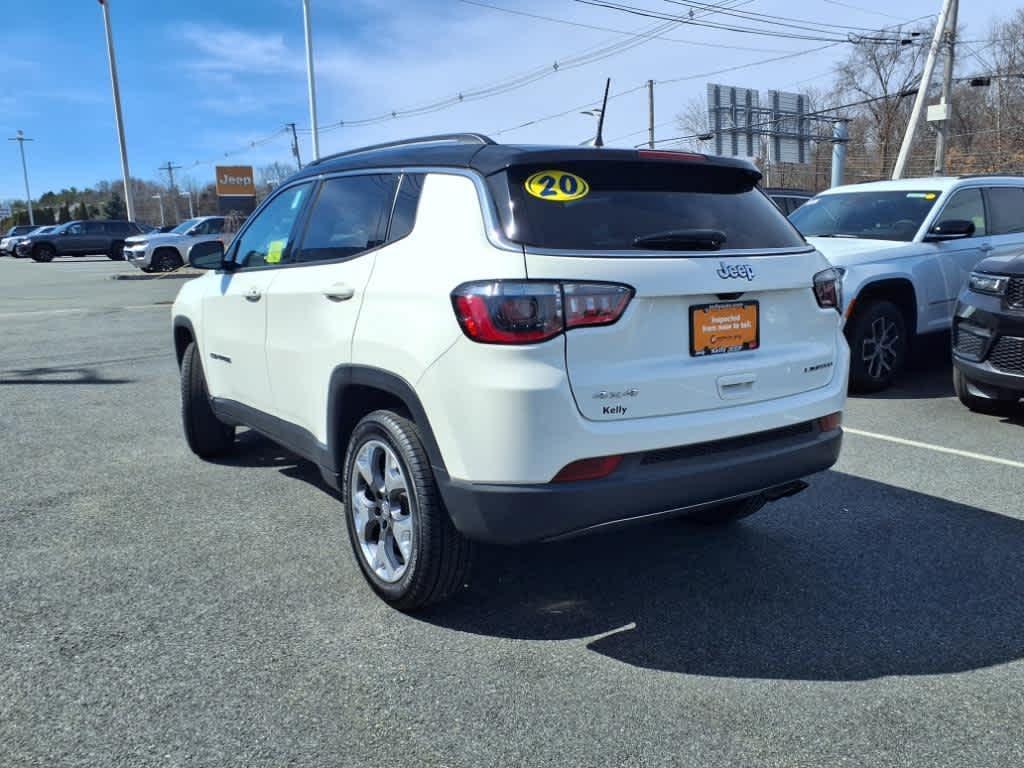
[0,365,133,385]
[211,430,335,492]
[421,469,1024,682]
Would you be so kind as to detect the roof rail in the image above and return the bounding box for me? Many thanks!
[957,173,1018,180]
[307,133,496,167]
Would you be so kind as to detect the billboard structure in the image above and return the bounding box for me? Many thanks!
[707,84,813,164]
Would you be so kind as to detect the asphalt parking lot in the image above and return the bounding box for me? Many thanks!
[2,256,1023,767]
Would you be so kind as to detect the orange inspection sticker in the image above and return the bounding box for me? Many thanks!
[690,301,760,356]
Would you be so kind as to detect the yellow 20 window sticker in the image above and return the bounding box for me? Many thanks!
[524,170,590,202]
[265,239,286,264]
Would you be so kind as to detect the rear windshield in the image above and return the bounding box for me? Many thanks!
[488,161,805,252]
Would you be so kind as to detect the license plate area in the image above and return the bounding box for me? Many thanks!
[690,301,760,357]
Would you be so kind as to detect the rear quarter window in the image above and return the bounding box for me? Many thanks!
[488,161,805,252]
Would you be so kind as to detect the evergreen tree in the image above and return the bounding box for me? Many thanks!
[102,192,126,219]
[74,202,89,220]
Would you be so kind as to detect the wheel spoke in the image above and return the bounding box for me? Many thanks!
[384,450,407,497]
[375,532,396,580]
[351,489,376,528]
[391,514,413,562]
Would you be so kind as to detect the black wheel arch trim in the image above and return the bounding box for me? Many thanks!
[172,315,197,367]
[326,365,449,480]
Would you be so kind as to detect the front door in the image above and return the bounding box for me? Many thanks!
[201,182,314,414]
[926,188,990,329]
[264,173,401,442]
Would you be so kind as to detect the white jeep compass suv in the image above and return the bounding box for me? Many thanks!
[173,134,848,609]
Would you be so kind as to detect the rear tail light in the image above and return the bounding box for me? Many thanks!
[813,268,843,312]
[552,455,623,483]
[452,280,633,344]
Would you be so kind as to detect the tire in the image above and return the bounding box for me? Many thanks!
[847,300,908,393]
[953,367,1019,416]
[343,410,473,610]
[31,244,56,263]
[180,341,235,458]
[685,495,766,525]
[152,248,183,272]
[108,241,126,261]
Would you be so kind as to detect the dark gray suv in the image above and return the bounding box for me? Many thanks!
[16,220,143,262]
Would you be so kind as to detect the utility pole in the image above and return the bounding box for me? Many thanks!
[287,122,303,169]
[302,0,320,161]
[933,0,959,174]
[7,130,34,225]
[647,80,655,149]
[98,0,135,221]
[180,192,194,218]
[831,119,849,188]
[892,0,954,179]
[160,161,182,222]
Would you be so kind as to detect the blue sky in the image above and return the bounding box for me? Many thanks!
[0,0,1018,201]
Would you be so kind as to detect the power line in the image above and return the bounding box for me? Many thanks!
[299,0,748,134]
[573,0,919,43]
[819,0,906,20]
[658,0,909,35]
[457,0,799,53]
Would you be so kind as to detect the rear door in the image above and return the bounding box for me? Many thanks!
[492,157,839,421]
[264,172,403,436]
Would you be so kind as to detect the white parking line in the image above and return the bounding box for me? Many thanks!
[0,304,167,319]
[845,427,1024,469]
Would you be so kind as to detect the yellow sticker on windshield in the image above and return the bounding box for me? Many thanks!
[265,239,285,264]
[524,170,590,202]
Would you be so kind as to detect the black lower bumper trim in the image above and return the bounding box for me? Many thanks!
[439,426,842,545]
[954,356,1024,394]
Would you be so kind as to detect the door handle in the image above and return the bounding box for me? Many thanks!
[245,287,262,302]
[323,283,355,302]
[978,242,993,252]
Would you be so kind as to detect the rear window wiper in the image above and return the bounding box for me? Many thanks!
[632,228,727,251]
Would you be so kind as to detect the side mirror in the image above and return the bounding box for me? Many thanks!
[188,240,230,270]
[925,219,975,241]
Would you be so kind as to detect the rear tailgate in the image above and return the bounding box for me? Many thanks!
[488,152,839,421]
[526,251,838,420]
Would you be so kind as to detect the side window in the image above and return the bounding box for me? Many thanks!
[67,223,84,235]
[109,222,130,236]
[935,189,986,237]
[233,183,312,268]
[388,174,425,242]
[206,218,225,235]
[985,187,1024,235]
[85,221,106,234]
[293,174,397,264]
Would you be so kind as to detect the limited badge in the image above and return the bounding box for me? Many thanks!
[524,170,590,202]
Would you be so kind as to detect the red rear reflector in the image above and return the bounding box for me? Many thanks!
[552,455,623,483]
[817,412,842,432]
[637,150,706,162]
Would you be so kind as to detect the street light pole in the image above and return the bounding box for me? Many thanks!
[152,195,165,228]
[180,193,194,218]
[98,0,135,221]
[301,0,320,161]
[7,130,34,225]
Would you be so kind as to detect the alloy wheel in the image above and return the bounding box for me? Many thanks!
[861,316,900,381]
[349,439,415,583]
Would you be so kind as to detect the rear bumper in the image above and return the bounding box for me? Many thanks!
[440,423,842,544]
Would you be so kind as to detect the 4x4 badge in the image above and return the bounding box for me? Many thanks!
[716,262,755,281]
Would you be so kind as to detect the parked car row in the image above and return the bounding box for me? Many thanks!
[787,174,1024,413]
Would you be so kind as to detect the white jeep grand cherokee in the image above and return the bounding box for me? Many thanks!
[172,134,848,609]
